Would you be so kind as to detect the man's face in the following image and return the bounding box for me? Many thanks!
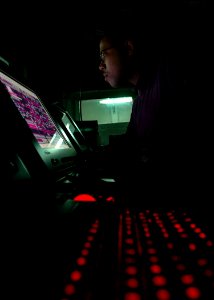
[99,37,127,88]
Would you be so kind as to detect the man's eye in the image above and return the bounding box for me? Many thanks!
[100,52,105,60]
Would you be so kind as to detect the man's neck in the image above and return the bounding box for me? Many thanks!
[129,71,140,86]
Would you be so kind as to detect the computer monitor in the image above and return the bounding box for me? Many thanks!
[49,103,91,154]
[0,69,78,179]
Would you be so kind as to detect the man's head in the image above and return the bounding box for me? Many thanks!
[98,28,141,88]
[97,20,162,89]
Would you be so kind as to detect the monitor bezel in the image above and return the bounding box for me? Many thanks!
[50,104,90,153]
[0,68,79,180]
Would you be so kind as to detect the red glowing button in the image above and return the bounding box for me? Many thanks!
[125,266,138,275]
[206,240,213,247]
[76,257,87,266]
[70,270,82,281]
[181,274,194,285]
[81,249,89,256]
[125,249,136,255]
[149,256,159,263]
[185,286,201,299]
[176,264,186,271]
[124,292,142,300]
[148,248,157,254]
[150,264,162,274]
[64,283,75,295]
[198,233,206,239]
[167,243,174,249]
[197,258,207,266]
[84,242,91,248]
[87,235,94,241]
[73,194,96,202]
[89,228,97,234]
[126,278,139,288]
[106,196,115,202]
[174,223,182,229]
[152,275,167,286]
[156,288,171,300]
[204,269,213,277]
[125,257,136,264]
[125,238,134,245]
[188,243,197,251]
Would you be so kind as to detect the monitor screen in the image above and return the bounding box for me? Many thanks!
[0,71,69,150]
[0,69,78,176]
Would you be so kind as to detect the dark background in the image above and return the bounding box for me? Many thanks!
[1,1,208,104]
[1,1,213,225]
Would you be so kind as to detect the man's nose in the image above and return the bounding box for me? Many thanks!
[99,60,106,71]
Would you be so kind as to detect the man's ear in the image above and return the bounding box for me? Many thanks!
[125,40,135,56]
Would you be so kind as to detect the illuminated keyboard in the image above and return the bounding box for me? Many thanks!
[54,206,214,300]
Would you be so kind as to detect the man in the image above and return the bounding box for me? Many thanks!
[97,25,185,205]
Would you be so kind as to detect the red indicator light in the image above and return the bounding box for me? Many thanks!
[126,278,139,288]
[176,264,186,271]
[125,257,137,264]
[185,286,201,299]
[167,243,174,249]
[70,270,82,281]
[106,196,115,202]
[73,194,96,202]
[125,238,134,245]
[87,235,94,241]
[148,248,157,254]
[76,257,87,266]
[181,274,194,285]
[84,242,91,248]
[64,283,75,295]
[189,243,197,251]
[124,292,142,300]
[198,233,206,239]
[150,264,162,274]
[156,288,171,300]
[206,240,213,246]
[81,249,89,256]
[125,266,138,275]
[152,275,167,286]
[149,256,159,263]
[204,269,213,277]
[197,258,207,266]
[125,249,136,255]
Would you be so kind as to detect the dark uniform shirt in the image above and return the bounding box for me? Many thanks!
[118,57,182,203]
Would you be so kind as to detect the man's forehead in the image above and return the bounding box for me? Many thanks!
[99,37,112,49]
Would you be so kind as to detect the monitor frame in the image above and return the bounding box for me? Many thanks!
[0,68,79,181]
[49,103,91,154]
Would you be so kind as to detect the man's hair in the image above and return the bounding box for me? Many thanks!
[97,15,164,79]
[95,3,180,53]
[96,7,166,60]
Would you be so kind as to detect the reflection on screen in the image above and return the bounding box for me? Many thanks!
[0,71,70,149]
[62,113,86,147]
